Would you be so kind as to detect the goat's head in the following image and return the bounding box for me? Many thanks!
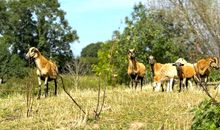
[172,62,184,71]
[25,47,40,59]
[128,49,135,60]
[148,55,155,65]
[209,56,219,69]
[173,62,184,77]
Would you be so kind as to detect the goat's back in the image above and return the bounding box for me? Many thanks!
[154,63,164,75]
[181,63,196,78]
[159,63,177,78]
[137,62,146,77]
[196,58,211,75]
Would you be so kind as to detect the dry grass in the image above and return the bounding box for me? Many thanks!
[0,84,218,130]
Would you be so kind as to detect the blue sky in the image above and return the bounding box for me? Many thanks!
[58,0,146,56]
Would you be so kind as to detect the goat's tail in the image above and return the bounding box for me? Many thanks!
[58,75,86,114]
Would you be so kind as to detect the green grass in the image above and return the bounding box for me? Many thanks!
[0,75,219,129]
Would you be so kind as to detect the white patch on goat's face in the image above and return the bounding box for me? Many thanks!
[128,49,135,59]
[149,55,155,64]
[26,47,39,59]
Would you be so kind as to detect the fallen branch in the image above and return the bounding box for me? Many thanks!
[59,75,86,114]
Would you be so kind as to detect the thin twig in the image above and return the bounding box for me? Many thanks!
[94,76,101,119]
[97,76,107,117]
[59,75,86,114]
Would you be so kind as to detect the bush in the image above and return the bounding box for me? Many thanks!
[209,69,220,82]
[191,99,220,130]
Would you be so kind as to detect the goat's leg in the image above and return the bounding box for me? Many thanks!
[155,82,161,92]
[140,78,143,91]
[54,79,57,96]
[193,75,200,89]
[166,81,169,92]
[37,76,42,99]
[130,80,133,89]
[135,80,138,90]
[169,78,174,92]
[188,80,193,90]
[135,75,138,82]
[179,78,183,92]
[185,78,193,90]
[204,76,209,90]
[185,78,190,91]
[161,83,164,92]
[44,77,49,98]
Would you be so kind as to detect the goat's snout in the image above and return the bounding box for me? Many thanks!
[214,65,220,70]
[25,53,30,60]
[130,54,135,59]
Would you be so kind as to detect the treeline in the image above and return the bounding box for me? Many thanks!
[89,0,220,84]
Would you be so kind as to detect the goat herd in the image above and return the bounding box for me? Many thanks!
[127,49,220,92]
[25,47,220,99]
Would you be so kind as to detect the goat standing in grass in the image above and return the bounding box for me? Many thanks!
[26,47,58,99]
[153,63,178,92]
[127,49,146,90]
[148,55,164,81]
[195,56,219,85]
[153,58,190,92]
[26,47,86,114]
[148,55,164,91]
[173,62,197,92]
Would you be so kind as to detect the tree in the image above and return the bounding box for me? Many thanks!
[93,2,189,85]
[1,0,78,71]
[80,42,103,74]
[167,0,220,57]
[64,57,90,88]
[0,39,27,83]
[81,42,102,58]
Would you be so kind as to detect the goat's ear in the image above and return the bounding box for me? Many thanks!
[34,49,38,53]
[129,48,135,52]
[127,50,130,54]
[132,48,136,53]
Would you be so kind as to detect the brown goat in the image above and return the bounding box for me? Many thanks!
[26,47,58,99]
[127,49,146,90]
[148,55,164,90]
[173,62,197,92]
[148,55,164,80]
[195,56,219,84]
[26,47,86,114]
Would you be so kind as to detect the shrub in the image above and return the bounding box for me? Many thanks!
[191,99,220,130]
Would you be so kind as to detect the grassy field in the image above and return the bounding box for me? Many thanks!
[1,80,219,130]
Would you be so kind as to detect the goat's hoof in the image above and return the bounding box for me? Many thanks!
[37,97,41,100]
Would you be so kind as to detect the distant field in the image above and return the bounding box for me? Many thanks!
[0,83,219,130]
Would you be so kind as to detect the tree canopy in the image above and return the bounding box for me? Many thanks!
[0,0,78,70]
[81,42,102,58]
[93,0,220,84]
